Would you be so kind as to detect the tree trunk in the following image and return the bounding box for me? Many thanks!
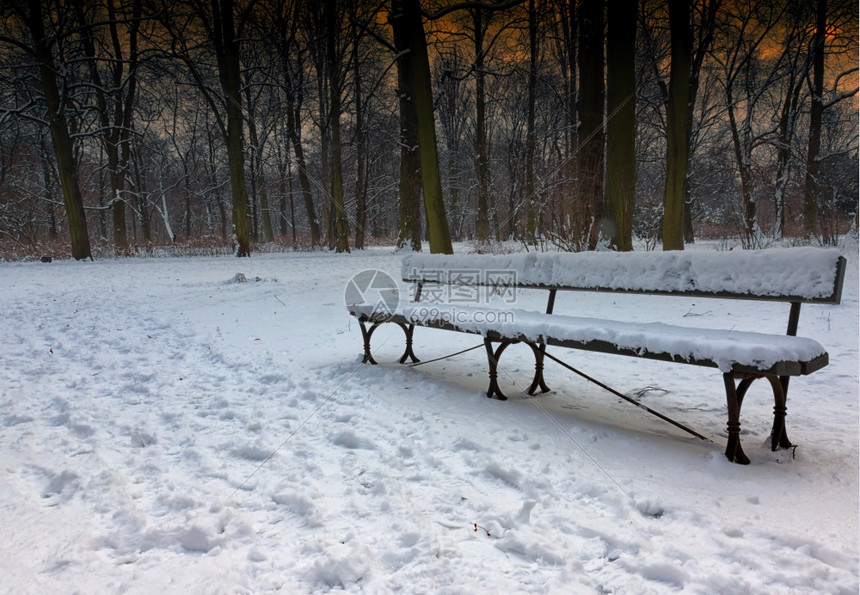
[351,10,368,250]
[212,0,251,257]
[259,187,274,243]
[390,0,453,254]
[393,0,423,251]
[285,98,321,246]
[726,89,758,247]
[662,0,691,251]
[132,147,152,243]
[288,173,297,246]
[559,0,577,238]
[774,72,803,239]
[804,0,826,238]
[577,0,605,250]
[326,0,350,253]
[24,0,92,260]
[39,139,59,240]
[473,7,492,242]
[113,0,139,250]
[185,183,192,239]
[683,181,695,243]
[310,12,335,250]
[244,88,274,243]
[276,143,292,241]
[440,51,465,241]
[524,0,538,245]
[605,0,636,251]
[681,0,720,246]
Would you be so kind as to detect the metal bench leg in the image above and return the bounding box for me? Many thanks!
[723,372,751,465]
[777,376,793,449]
[483,338,512,401]
[360,320,420,365]
[724,372,794,464]
[359,321,381,364]
[396,323,420,364]
[526,343,551,395]
[735,373,792,452]
[766,375,792,450]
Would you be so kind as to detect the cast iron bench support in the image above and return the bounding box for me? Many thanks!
[482,337,550,401]
[724,372,791,465]
[360,320,419,365]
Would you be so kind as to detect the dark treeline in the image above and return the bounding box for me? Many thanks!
[0,0,857,259]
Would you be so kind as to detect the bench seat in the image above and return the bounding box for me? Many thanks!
[348,303,827,377]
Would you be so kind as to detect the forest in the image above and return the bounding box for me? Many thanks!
[0,0,857,260]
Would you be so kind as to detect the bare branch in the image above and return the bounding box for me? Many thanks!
[824,67,859,109]
[424,0,527,21]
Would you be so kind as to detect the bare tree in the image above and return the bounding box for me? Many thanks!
[662,0,692,250]
[391,3,423,251]
[389,0,453,253]
[3,0,93,260]
[435,46,471,241]
[74,0,143,251]
[575,0,605,250]
[605,0,636,251]
[803,0,858,243]
[325,0,350,252]
[149,0,253,256]
[523,0,539,244]
[270,0,322,246]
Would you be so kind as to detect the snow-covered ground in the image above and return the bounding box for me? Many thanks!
[0,243,857,593]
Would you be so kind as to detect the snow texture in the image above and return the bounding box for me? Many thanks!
[0,244,857,593]
[402,247,844,300]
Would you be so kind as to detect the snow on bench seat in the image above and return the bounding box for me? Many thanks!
[348,303,827,376]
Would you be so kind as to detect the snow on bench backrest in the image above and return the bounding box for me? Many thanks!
[401,248,846,303]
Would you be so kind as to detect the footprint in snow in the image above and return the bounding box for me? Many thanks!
[233,444,272,461]
[331,430,376,450]
[41,470,80,499]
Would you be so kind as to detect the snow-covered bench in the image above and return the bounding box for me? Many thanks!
[348,248,846,464]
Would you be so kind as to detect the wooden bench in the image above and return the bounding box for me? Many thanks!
[348,248,846,464]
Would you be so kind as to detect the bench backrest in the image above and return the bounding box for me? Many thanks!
[402,248,846,304]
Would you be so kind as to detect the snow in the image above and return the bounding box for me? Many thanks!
[0,244,857,593]
[402,247,844,300]
[350,302,827,374]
